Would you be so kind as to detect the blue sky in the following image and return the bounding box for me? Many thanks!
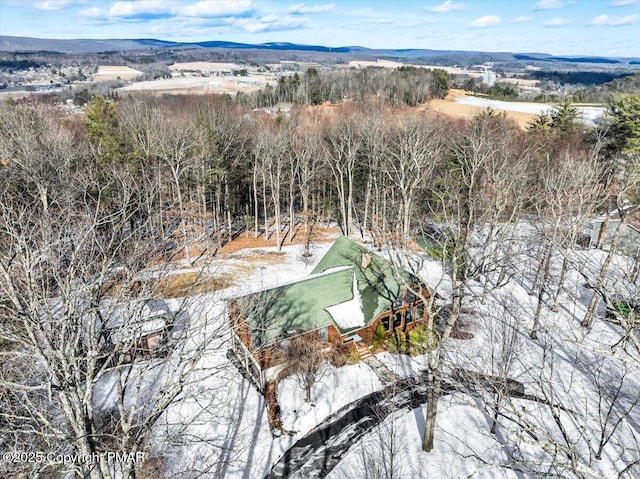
[1,0,639,57]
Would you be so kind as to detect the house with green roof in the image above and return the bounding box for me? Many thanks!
[229,236,432,391]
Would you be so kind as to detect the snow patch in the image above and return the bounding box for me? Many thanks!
[278,362,383,436]
[325,270,366,330]
[454,95,605,124]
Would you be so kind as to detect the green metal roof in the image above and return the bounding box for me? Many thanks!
[235,236,411,349]
[311,236,410,329]
[236,267,355,348]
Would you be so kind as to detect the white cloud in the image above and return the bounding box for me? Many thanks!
[470,15,501,27]
[543,17,569,26]
[78,6,107,19]
[79,0,254,21]
[610,0,639,5]
[288,3,335,14]
[511,16,532,23]
[359,18,393,25]
[428,0,464,13]
[403,19,438,27]
[35,0,84,10]
[180,0,254,17]
[108,1,173,17]
[533,0,565,10]
[590,13,639,25]
[230,14,306,33]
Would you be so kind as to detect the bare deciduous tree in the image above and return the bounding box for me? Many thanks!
[286,336,328,403]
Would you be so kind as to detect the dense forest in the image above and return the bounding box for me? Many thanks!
[1,91,639,269]
[249,66,450,107]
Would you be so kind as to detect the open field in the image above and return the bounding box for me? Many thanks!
[117,75,272,95]
[427,89,538,127]
[169,62,244,73]
[347,59,405,69]
[93,65,143,81]
[345,60,487,80]
[498,77,540,87]
[427,89,605,128]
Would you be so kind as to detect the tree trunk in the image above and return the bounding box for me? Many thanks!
[551,256,569,313]
[173,171,190,263]
[224,177,232,244]
[215,189,222,250]
[490,393,500,435]
[529,244,546,296]
[582,216,626,328]
[289,163,296,242]
[347,172,354,238]
[596,214,610,249]
[262,172,268,239]
[305,384,311,403]
[423,372,438,452]
[530,245,552,339]
[363,172,372,234]
[253,165,259,238]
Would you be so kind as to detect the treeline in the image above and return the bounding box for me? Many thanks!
[0,59,41,70]
[526,70,634,87]
[248,66,450,107]
[572,72,640,103]
[1,93,638,264]
[463,80,519,100]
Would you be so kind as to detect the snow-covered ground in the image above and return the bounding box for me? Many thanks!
[95,229,639,478]
[454,96,606,124]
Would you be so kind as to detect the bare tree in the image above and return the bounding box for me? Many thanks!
[254,123,288,251]
[196,97,251,247]
[0,106,224,478]
[529,142,604,338]
[418,114,514,449]
[286,336,329,404]
[153,109,204,263]
[323,108,363,237]
[457,293,525,435]
[382,112,446,244]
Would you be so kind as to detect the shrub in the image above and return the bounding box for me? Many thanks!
[329,342,350,367]
[425,245,447,260]
[347,348,361,364]
[387,334,402,354]
[408,325,439,354]
[372,323,387,349]
[387,326,439,356]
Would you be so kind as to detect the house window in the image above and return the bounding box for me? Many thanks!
[393,312,403,330]
[252,332,265,350]
[417,304,425,319]
[406,290,416,305]
[319,327,328,341]
[405,308,414,323]
[381,314,391,331]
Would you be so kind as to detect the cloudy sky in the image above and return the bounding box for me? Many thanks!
[1,0,639,57]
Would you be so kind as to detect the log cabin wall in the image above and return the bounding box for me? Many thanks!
[359,285,430,341]
[327,324,342,343]
[229,283,432,378]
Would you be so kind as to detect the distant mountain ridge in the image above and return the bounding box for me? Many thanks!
[1,35,639,64]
